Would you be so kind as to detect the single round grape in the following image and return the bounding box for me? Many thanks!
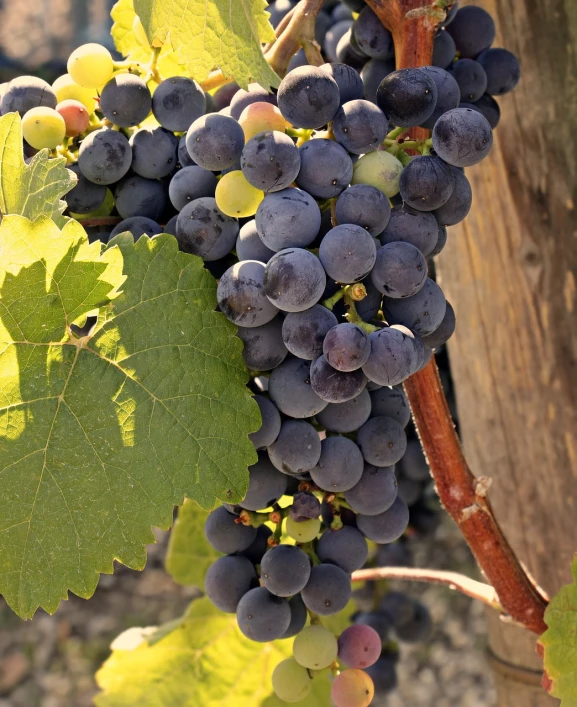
[477,48,520,95]
[217,260,278,327]
[301,563,352,615]
[236,586,291,642]
[370,387,411,427]
[237,317,288,370]
[286,516,322,543]
[311,355,367,404]
[379,203,439,257]
[432,107,493,167]
[344,464,398,515]
[362,328,418,386]
[421,300,456,349]
[229,83,278,120]
[55,99,90,137]
[399,155,455,211]
[324,20,353,62]
[310,435,364,492]
[394,601,432,642]
[268,356,328,418]
[241,524,273,565]
[316,526,368,573]
[215,170,264,218]
[352,151,403,198]
[67,43,114,88]
[371,242,427,299]
[282,305,338,360]
[272,658,312,704]
[320,62,364,105]
[256,188,321,251]
[204,506,257,553]
[114,175,166,221]
[449,58,488,102]
[186,113,245,171]
[338,624,382,669]
[176,196,238,260]
[168,166,217,211]
[152,76,206,131]
[241,131,301,194]
[333,99,389,155]
[361,58,396,103]
[466,94,501,129]
[205,555,257,612]
[277,65,340,128]
[177,135,195,167]
[21,106,65,150]
[376,68,438,127]
[335,29,366,69]
[320,224,377,284]
[430,223,448,257]
[164,216,178,237]
[365,657,398,697]
[241,454,287,511]
[357,415,407,466]
[2,76,57,117]
[268,419,322,476]
[446,6,496,58]
[332,669,375,707]
[249,396,281,450]
[335,184,391,237]
[296,138,353,199]
[264,248,326,313]
[316,389,372,433]
[382,277,447,336]
[290,491,321,521]
[432,30,457,69]
[66,166,107,215]
[236,220,275,263]
[293,624,338,670]
[100,74,152,127]
[356,496,410,543]
[323,323,370,372]
[238,101,286,141]
[282,595,308,639]
[352,6,394,59]
[110,216,161,241]
[260,544,311,597]
[78,128,132,185]
[52,73,97,112]
[129,126,179,179]
[433,168,472,226]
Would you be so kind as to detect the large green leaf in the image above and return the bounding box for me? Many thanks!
[538,556,577,706]
[0,222,259,618]
[133,0,280,89]
[0,113,76,225]
[95,597,332,707]
[165,499,217,589]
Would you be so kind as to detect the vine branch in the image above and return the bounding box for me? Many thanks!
[352,566,503,613]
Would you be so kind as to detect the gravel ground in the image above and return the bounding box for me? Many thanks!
[0,517,497,707]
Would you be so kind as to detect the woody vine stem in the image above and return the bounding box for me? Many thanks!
[264,0,549,636]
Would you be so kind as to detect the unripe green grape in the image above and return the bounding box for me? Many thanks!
[22,107,66,150]
[52,74,97,113]
[56,99,90,137]
[286,516,321,543]
[331,669,375,707]
[352,150,403,197]
[215,170,264,218]
[67,43,114,88]
[293,625,338,669]
[272,658,312,703]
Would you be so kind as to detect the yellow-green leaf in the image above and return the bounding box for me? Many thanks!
[165,499,217,590]
[95,597,332,707]
[0,225,259,619]
[538,555,577,706]
[0,113,76,225]
[133,0,279,89]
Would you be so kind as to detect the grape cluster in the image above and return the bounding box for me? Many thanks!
[0,0,518,703]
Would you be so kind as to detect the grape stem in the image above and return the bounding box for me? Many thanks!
[352,566,505,614]
[343,287,379,333]
[365,0,550,636]
[322,288,345,310]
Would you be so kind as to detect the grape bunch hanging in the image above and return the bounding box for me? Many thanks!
[1,0,520,704]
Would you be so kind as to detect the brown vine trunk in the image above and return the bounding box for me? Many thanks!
[435,1,577,705]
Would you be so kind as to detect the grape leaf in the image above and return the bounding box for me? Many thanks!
[111,0,188,79]
[538,556,577,706]
[165,499,217,589]
[133,0,280,89]
[95,597,332,706]
[0,113,76,225]
[0,223,259,619]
